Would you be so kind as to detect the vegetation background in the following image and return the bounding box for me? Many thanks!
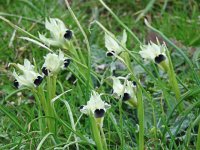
[0,0,200,149]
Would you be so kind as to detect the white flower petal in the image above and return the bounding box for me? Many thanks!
[125,81,135,96]
[105,33,119,51]
[112,77,124,97]
[105,30,128,56]
[80,105,89,114]
[17,59,34,72]
[104,103,111,109]
[105,33,122,54]
[58,50,65,60]
[39,33,61,47]
[24,59,34,70]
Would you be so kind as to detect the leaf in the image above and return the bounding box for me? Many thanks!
[19,37,53,52]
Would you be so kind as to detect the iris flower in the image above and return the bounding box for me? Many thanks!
[39,18,73,48]
[42,51,70,76]
[139,41,169,70]
[105,30,127,56]
[13,59,43,88]
[112,77,137,107]
[80,91,110,119]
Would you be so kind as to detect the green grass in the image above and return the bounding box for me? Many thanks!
[0,0,200,149]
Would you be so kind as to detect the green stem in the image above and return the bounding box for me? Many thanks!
[167,69,183,110]
[99,126,108,150]
[52,75,57,98]
[37,86,47,114]
[118,98,124,148]
[90,115,103,150]
[47,76,52,100]
[37,86,54,134]
[137,87,144,150]
[52,76,57,134]
[166,50,184,112]
[46,76,56,134]
[32,91,44,136]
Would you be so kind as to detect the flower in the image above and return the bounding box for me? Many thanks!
[105,30,127,56]
[80,91,110,118]
[13,59,43,88]
[42,51,70,76]
[139,41,167,64]
[39,18,73,48]
[112,76,137,107]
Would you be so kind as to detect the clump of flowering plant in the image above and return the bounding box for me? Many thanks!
[11,50,71,135]
[80,90,110,150]
[139,40,183,111]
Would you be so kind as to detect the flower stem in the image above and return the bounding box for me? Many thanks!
[37,86,47,114]
[118,99,124,148]
[90,115,103,150]
[37,85,53,135]
[52,75,57,98]
[166,50,184,112]
[32,91,44,136]
[99,125,108,150]
[137,87,144,150]
[46,76,56,134]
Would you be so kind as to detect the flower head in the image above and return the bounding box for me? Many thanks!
[105,30,127,56]
[139,41,167,64]
[42,51,70,76]
[80,91,110,118]
[112,77,137,107]
[13,59,43,88]
[39,18,73,48]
